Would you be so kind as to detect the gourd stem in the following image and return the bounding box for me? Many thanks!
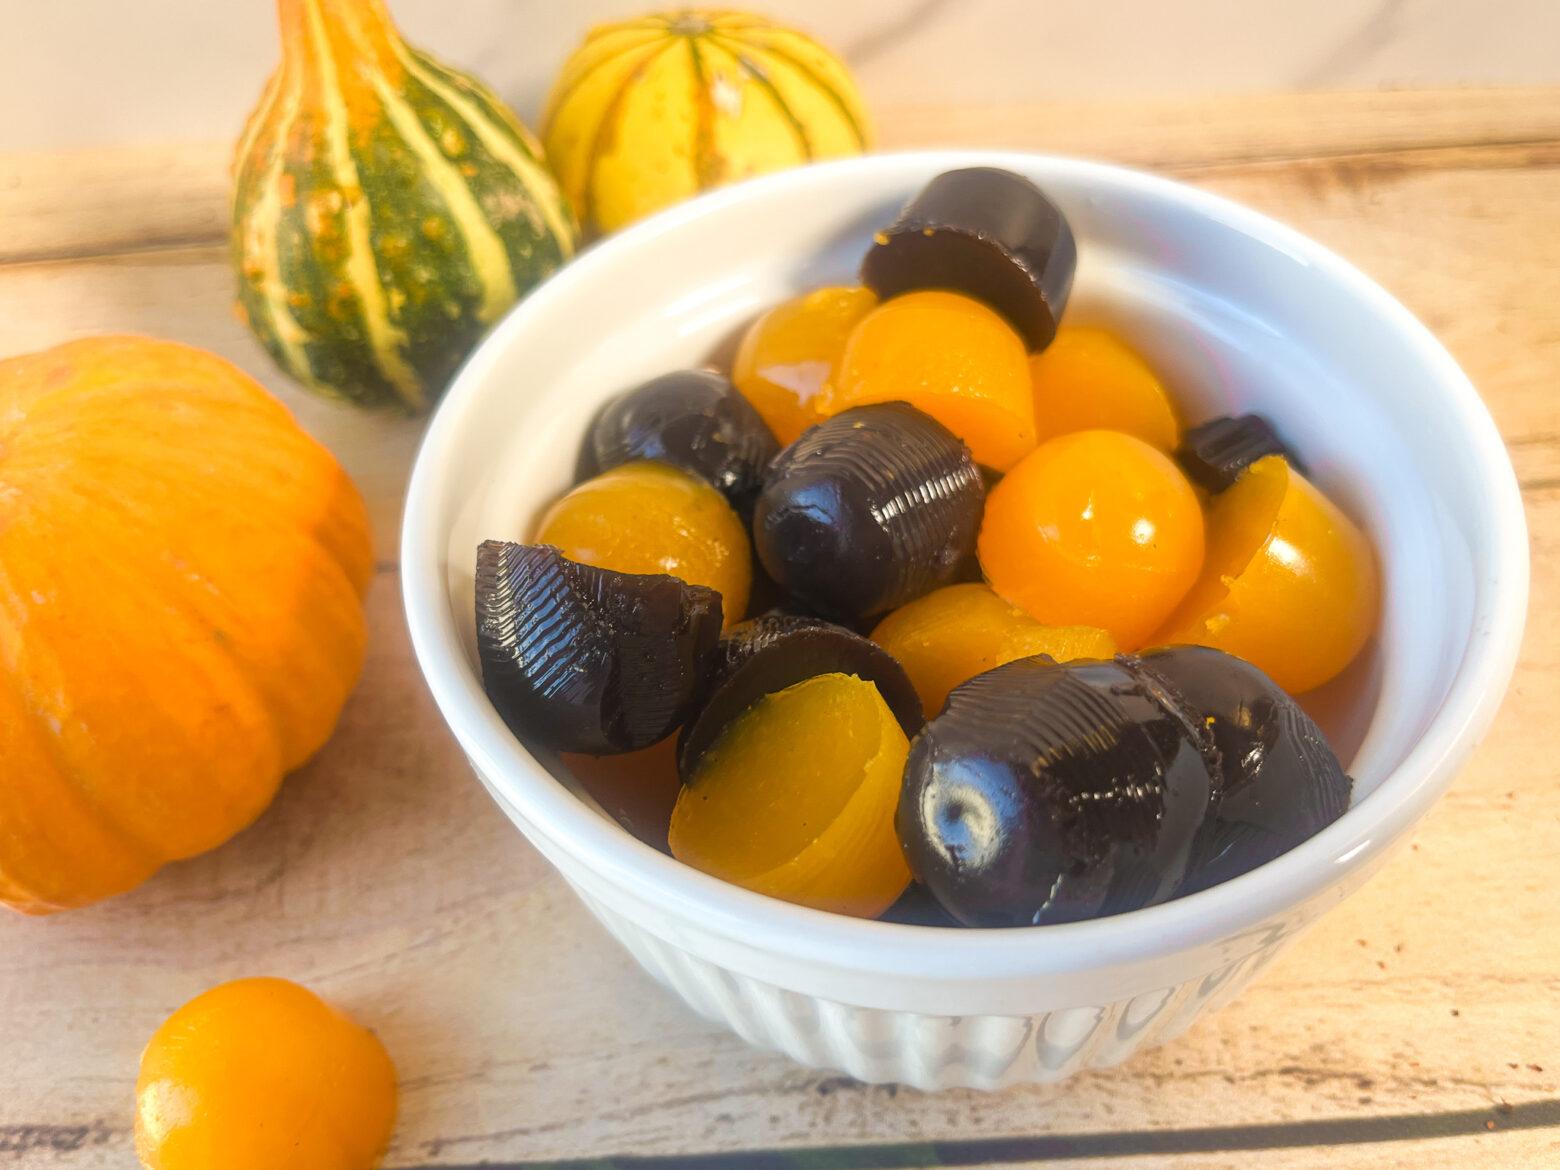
[275,0,405,73]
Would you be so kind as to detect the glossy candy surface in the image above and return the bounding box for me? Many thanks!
[870,583,1116,716]
[754,403,985,621]
[1176,413,1302,494]
[587,369,780,515]
[979,430,1205,650]
[670,672,913,918]
[536,461,752,626]
[897,646,1351,927]
[476,542,722,754]
[1153,454,1378,693]
[833,291,1036,471]
[1149,646,1352,895]
[899,655,1218,927]
[860,167,1076,351]
[732,286,878,445]
[135,977,396,1170]
[1029,326,1182,451]
[679,612,923,779]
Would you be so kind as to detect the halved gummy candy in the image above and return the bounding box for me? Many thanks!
[476,542,722,755]
[671,672,912,919]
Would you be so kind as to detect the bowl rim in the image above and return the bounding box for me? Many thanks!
[401,149,1529,982]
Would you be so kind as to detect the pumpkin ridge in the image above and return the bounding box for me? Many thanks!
[185,555,366,777]
[0,336,375,914]
[307,504,377,603]
[367,74,517,325]
[233,68,285,188]
[281,92,408,403]
[234,81,321,394]
[11,467,300,761]
[289,454,375,598]
[725,32,869,150]
[0,667,161,914]
[703,35,813,157]
[34,383,374,597]
[541,28,664,131]
[0,535,285,868]
[683,36,725,191]
[395,46,577,260]
[345,113,489,396]
[300,0,425,410]
[582,38,685,235]
[3,385,369,771]
[174,491,371,768]
[21,399,373,603]
[273,142,408,409]
[61,411,372,592]
[33,461,350,787]
[283,476,375,602]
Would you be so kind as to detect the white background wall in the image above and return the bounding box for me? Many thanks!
[3,0,1557,153]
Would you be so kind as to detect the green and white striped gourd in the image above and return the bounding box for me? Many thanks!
[233,0,577,412]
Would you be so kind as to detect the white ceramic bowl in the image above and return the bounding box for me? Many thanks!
[402,151,1528,1090]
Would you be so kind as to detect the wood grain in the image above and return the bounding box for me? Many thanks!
[8,87,1560,268]
[1,90,1557,1169]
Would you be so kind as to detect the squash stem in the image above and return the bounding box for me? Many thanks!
[275,0,405,75]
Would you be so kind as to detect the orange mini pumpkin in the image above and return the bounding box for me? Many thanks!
[0,336,374,914]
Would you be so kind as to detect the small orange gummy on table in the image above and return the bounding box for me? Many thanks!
[979,430,1205,651]
[1151,454,1379,694]
[833,289,1036,471]
[535,460,752,626]
[732,285,878,445]
[1029,325,1182,451]
[135,977,396,1170]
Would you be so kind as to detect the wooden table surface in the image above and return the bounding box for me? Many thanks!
[1,88,1557,1170]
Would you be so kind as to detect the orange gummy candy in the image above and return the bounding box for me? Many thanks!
[1151,454,1379,693]
[979,430,1205,650]
[135,977,396,1170]
[1029,326,1182,451]
[535,461,751,627]
[732,286,878,445]
[833,290,1036,471]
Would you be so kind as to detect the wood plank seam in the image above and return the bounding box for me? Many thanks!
[396,1099,1560,1168]
[1163,137,1560,180]
[0,230,231,271]
[4,131,1558,271]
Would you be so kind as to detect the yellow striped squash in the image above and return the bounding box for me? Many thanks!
[233,0,577,412]
[542,10,872,238]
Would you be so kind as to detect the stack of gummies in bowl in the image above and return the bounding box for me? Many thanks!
[474,168,1380,929]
